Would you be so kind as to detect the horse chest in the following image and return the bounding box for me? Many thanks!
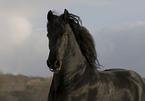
[56,84,90,101]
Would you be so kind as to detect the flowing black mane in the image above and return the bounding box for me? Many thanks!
[61,13,100,68]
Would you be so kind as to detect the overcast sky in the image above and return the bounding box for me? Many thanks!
[0,0,145,77]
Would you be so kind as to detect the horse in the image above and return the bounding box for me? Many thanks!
[46,9,145,101]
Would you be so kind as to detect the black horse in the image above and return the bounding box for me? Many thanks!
[46,9,145,101]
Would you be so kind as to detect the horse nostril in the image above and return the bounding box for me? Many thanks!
[54,60,62,67]
[54,60,60,67]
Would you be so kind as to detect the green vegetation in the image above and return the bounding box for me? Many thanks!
[0,73,52,101]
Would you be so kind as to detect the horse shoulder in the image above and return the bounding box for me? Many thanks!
[103,69,145,101]
[128,70,145,101]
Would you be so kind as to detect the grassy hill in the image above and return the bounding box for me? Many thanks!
[0,73,52,101]
[1,73,144,101]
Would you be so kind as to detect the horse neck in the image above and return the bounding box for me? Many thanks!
[62,29,87,80]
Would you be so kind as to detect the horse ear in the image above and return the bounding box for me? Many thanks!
[63,9,69,23]
[47,10,53,21]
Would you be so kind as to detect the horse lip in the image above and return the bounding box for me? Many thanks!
[49,67,61,73]
[56,67,61,71]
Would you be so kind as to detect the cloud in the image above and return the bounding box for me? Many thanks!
[40,0,110,6]
[0,0,51,77]
[0,15,32,74]
[0,27,50,77]
[76,0,110,6]
[0,15,32,58]
[8,16,32,44]
[0,0,110,15]
[93,21,145,76]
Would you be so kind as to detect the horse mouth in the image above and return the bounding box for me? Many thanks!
[49,67,61,73]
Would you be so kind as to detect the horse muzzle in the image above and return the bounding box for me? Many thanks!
[47,60,62,73]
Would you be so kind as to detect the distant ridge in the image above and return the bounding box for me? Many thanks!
[0,73,52,101]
